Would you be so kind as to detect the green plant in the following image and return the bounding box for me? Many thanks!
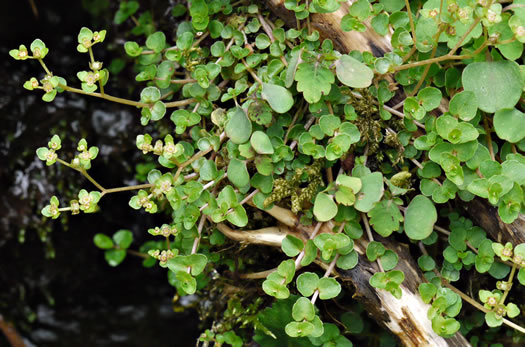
[11,0,525,344]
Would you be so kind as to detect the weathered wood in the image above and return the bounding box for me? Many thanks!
[264,0,391,56]
[341,237,469,347]
[461,198,525,245]
[219,208,469,345]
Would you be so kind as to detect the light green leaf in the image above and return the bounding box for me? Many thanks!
[404,195,437,240]
[250,131,274,154]
[462,61,524,113]
[317,277,341,300]
[292,297,316,322]
[295,62,334,103]
[227,158,250,188]
[262,83,294,114]
[94,234,114,249]
[226,107,252,144]
[493,108,525,143]
[354,172,384,212]
[335,55,373,89]
[313,193,338,222]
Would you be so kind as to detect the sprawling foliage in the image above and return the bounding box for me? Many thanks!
[11,0,525,344]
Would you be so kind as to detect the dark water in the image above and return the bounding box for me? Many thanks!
[0,1,199,346]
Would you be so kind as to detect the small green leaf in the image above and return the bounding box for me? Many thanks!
[227,158,250,188]
[285,321,315,337]
[226,107,252,144]
[368,200,403,237]
[313,193,338,222]
[176,270,197,294]
[292,297,316,322]
[296,272,319,297]
[335,55,373,88]
[94,234,114,249]
[282,235,304,257]
[354,172,383,212]
[105,249,127,266]
[261,83,294,114]
[317,277,341,300]
[336,251,358,270]
[187,254,207,276]
[493,108,525,143]
[449,91,478,121]
[417,87,442,112]
[462,61,524,113]
[485,311,503,328]
[263,279,290,299]
[146,31,166,53]
[113,230,133,249]
[250,131,274,154]
[140,86,161,103]
[404,195,437,240]
[295,62,334,103]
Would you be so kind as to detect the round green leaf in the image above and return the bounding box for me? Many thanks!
[380,250,398,271]
[462,61,524,113]
[292,297,316,322]
[336,251,358,270]
[105,249,126,266]
[493,108,525,143]
[285,321,315,338]
[113,229,133,249]
[313,193,338,222]
[146,31,166,53]
[227,158,250,188]
[261,83,294,114]
[449,91,478,121]
[250,131,274,154]
[404,195,437,240]
[335,55,373,88]
[262,279,290,299]
[282,235,304,257]
[296,272,320,297]
[226,107,252,144]
[518,268,525,286]
[94,233,114,249]
[317,277,341,300]
[354,172,384,212]
[417,87,442,112]
[176,270,197,294]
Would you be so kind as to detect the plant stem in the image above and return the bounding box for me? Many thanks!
[38,58,52,75]
[362,213,384,272]
[242,59,263,84]
[293,222,323,269]
[172,132,225,183]
[101,183,154,196]
[127,249,149,259]
[483,115,496,161]
[499,263,517,305]
[187,214,207,274]
[311,222,346,305]
[405,0,417,45]
[443,280,525,335]
[58,84,195,108]
[449,17,482,56]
